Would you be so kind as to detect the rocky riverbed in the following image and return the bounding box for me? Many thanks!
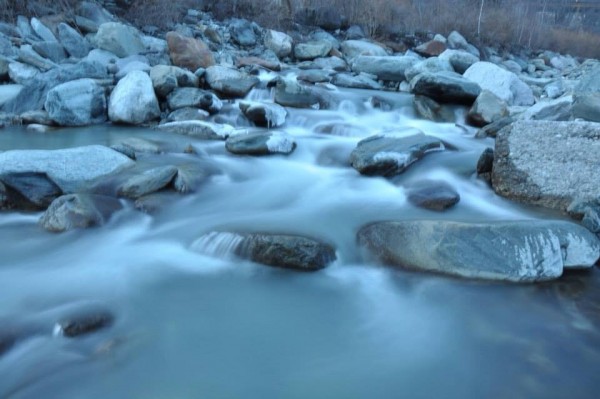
[0,1,600,397]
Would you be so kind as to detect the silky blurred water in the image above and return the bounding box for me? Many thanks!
[0,85,598,399]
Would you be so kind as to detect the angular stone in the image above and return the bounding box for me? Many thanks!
[32,41,67,64]
[40,194,123,232]
[166,87,222,113]
[30,18,57,42]
[264,29,293,58]
[340,40,387,61]
[58,23,92,58]
[351,55,418,82]
[94,22,145,58]
[274,78,320,109]
[294,40,332,61]
[226,132,296,156]
[117,165,178,199]
[519,96,573,122]
[0,172,62,209]
[108,71,160,125]
[410,71,481,104]
[239,101,287,128]
[45,78,106,126]
[204,66,259,98]
[464,62,534,106]
[468,90,508,126]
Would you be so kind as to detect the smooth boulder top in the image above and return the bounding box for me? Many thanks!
[357,220,600,282]
[492,120,600,211]
[0,146,134,193]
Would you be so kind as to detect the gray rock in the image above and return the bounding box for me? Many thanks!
[167,107,210,122]
[502,60,522,74]
[351,55,418,82]
[117,165,178,199]
[468,90,508,126]
[39,194,123,232]
[7,62,40,85]
[404,57,453,83]
[239,101,287,128]
[413,95,454,122]
[204,65,259,97]
[350,132,445,176]
[94,22,145,58]
[492,121,600,211]
[0,56,9,81]
[157,121,234,140]
[166,87,222,113]
[294,41,332,61]
[476,147,494,183]
[331,73,381,90]
[311,30,340,49]
[226,132,296,155]
[2,61,107,114]
[115,60,150,79]
[110,137,161,159]
[346,25,366,40]
[340,40,387,61]
[447,31,469,51]
[109,70,160,125]
[544,79,565,99]
[576,64,600,94]
[519,96,573,121]
[438,49,479,74]
[582,207,600,235]
[18,45,57,71]
[44,78,106,126]
[406,181,460,211]
[229,19,257,47]
[150,65,199,97]
[0,146,133,193]
[0,33,16,58]
[297,69,332,83]
[410,71,481,104]
[464,62,534,106]
[30,18,57,42]
[264,29,293,59]
[0,172,62,209]
[192,232,336,271]
[0,85,23,108]
[573,93,600,122]
[58,23,92,59]
[313,56,347,71]
[475,116,514,139]
[357,220,600,282]
[274,77,320,109]
[32,42,67,64]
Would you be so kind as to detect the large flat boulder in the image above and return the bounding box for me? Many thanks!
[0,146,134,193]
[492,120,600,211]
[410,71,481,104]
[357,220,600,282]
[340,40,387,61]
[351,55,418,82]
[464,62,534,106]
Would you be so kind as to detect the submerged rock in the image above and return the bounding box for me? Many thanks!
[351,55,417,82]
[0,172,62,210]
[357,220,600,282]
[492,120,600,211]
[406,181,460,211]
[226,132,296,156]
[40,194,123,232]
[350,132,445,176]
[204,66,259,98]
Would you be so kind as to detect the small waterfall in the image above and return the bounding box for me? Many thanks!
[190,232,245,258]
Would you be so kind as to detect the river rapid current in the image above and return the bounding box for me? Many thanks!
[0,83,599,399]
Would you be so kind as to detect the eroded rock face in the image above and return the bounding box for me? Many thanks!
[492,121,600,211]
[350,132,445,176]
[357,220,600,282]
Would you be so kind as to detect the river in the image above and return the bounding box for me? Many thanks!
[0,83,599,398]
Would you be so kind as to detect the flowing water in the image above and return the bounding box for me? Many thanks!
[0,83,599,399]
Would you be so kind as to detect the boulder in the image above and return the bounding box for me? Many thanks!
[39,194,123,232]
[239,101,287,128]
[110,137,161,159]
[166,107,209,122]
[166,31,215,71]
[406,181,460,211]
[294,41,332,61]
[0,33,17,58]
[413,95,454,122]
[351,55,418,82]
[191,232,336,271]
[115,60,150,79]
[226,132,296,155]
[438,49,479,74]
[7,62,40,85]
[18,45,57,71]
[518,95,573,121]
[55,309,114,337]
[446,31,479,57]
[357,220,600,282]
[0,85,23,108]
[117,165,178,199]
[410,71,481,104]
[30,18,57,42]
[204,65,259,97]
[229,19,257,47]
[94,22,145,58]
[468,90,508,126]
[44,78,106,126]
[0,172,62,210]
[340,40,387,61]
[332,73,381,90]
[157,121,234,140]
[476,147,494,183]
[573,93,600,122]
[464,62,534,106]
[264,29,293,59]
[313,56,347,71]
[57,23,91,58]
[108,70,160,125]
[297,69,332,84]
[404,57,453,82]
[492,121,600,211]
[350,132,445,176]
[274,78,320,109]
[150,65,199,97]
[166,87,222,113]
[32,42,67,64]
[414,39,446,57]
[0,146,134,193]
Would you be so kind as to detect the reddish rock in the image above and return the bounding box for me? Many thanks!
[415,40,447,57]
[166,31,215,72]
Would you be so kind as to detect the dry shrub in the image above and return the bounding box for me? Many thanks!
[541,28,600,59]
[0,0,78,21]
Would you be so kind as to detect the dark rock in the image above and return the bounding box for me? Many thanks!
[229,19,257,47]
[350,132,445,176]
[204,65,259,98]
[44,78,107,126]
[492,121,600,211]
[410,71,481,104]
[475,116,514,138]
[32,41,67,63]
[294,41,332,61]
[40,194,123,232]
[331,73,381,90]
[56,310,114,338]
[582,207,600,235]
[357,220,600,282]
[476,148,494,183]
[274,78,320,109]
[226,132,296,156]
[0,172,62,210]
[18,44,58,71]
[406,181,460,211]
[117,165,178,199]
[239,101,287,128]
[166,87,222,113]
[413,95,454,122]
[173,162,217,193]
[57,23,92,59]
